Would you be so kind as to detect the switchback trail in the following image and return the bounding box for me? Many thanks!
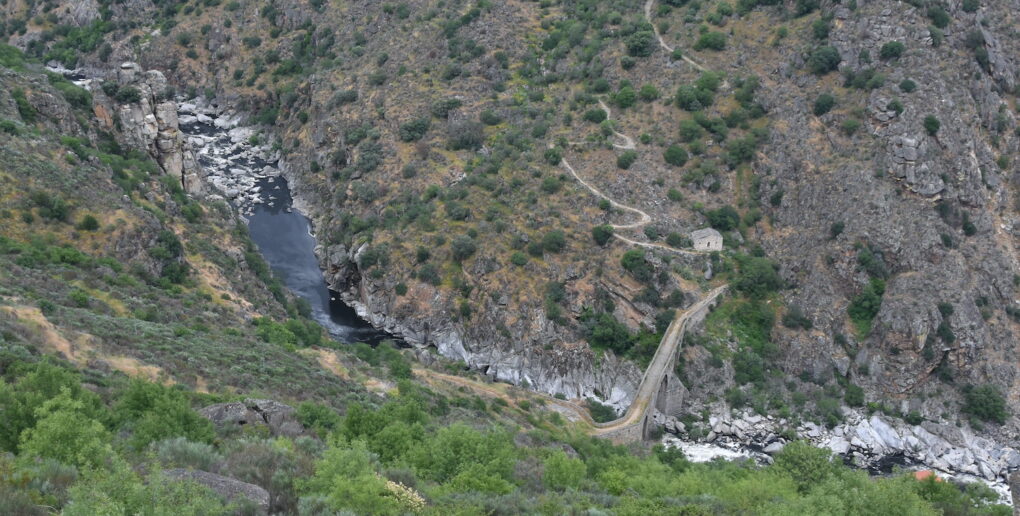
[644,0,709,73]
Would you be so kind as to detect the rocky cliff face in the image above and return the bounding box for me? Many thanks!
[89,62,205,194]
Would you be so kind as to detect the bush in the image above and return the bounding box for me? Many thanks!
[734,257,783,298]
[613,86,636,108]
[813,93,835,116]
[621,249,653,282]
[625,31,655,57]
[77,214,100,231]
[583,108,607,123]
[923,115,940,136]
[706,205,739,231]
[543,147,563,166]
[592,225,613,246]
[782,305,812,330]
[694,31,726,51]
[542,230,566,253]
[926,6,950,29]
[399,117,430,141]
[115,86,142,103]
[616,150,638,170]
[586,399,617,422]
[848,278,885,334]
[448,120,484,150]
[12,89,36,123]
[808,46,841,75]
[845,384,865,407]
[679,119,703,142]
[879,41,905,60]
[639,84,660,101]
[431,98,462,118]
[962,0,979,12]
[962,385,1007,424]
[333,89,358,105]
[451,235,477,262]
[899,79,917,93]
[479,109,502,126]
[663,145,688,167]
[509,251,527,266]
[841,118,861,136]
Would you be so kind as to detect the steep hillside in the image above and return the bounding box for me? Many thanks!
[2,0,1019,492]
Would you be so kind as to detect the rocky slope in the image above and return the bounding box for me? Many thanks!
[4,0,1019,450]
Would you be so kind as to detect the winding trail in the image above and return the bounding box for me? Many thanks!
[597,99,636,150]
[644,0,709,73]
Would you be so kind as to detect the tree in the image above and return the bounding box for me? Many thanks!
[113,380,214,450]
[773,441,840,493]
[808,46,841,75]
[592,225,614,246]
[450,235,477,262]
[639,84,660,101]
[625,31,655,57]
[583,108,607,123]
[300,439,403,515]
[663,145,689,167]
[19,388,113,469]
[923,115,940,136]
[813,93,835,116]
[679,119,703,142]
[543,450,586,491]
[613,86,637,108]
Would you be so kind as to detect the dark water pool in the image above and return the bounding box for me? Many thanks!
[245,177,390,345]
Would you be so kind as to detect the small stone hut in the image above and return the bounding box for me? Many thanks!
[690,228,723,251]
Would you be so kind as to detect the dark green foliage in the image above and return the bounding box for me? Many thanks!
[586,399,617,422]
[583,108,607,123]
[848,278,885,334]
[399,117,431,142]
[543,147,563,166]
[542,230,566,253]
[616,150,638,170]
[115,86,142,103]
[782,305,812,330]
[899,79,917,92]
[451,235,477,261]
[962,0,979,12]
[431,98,462,118]
[113,380,214,450]
[706,205,740,231]
[694,31,727,51]
[962,385,1007,424]
[479,109,503,126]
[625,31,655,57]
[76,214,100,231]
[12,89,36,123]
[923,115,940,136]
[879,41,905,60]
[734,257,783,298]
[448,120,485,150]
[813,93,835,116]
[620,249,652,282]
[663,145,688,167]
[592,225,613,246]
[808,46,841,75]
[926,6,950,29]
[844,384,865,407]
[332,89,359,106]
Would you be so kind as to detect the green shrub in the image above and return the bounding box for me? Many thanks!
[813,93,835,116]
[663,145,688,167]
[399,117,431,141]
[586,399,617,422]
[509,251,527,266]
[616,150,638,170]
[583,108,607,123]
[76,214,100,231]
[878,41,905,60]
[706,205,739,231]
[926,6,950,29]
[841,118,861,136]
[923,115,940,136]
[542,230,566,253]
[592,225,613,246]
[12,89,36,123]
[625,31,655,57]
[694,31,727,51]
[848,278,885,335]
[962,384,1007,424]
[479,109,502,126]
[639,84,660,101]
[451,235,477,261]
[808,46,841,75]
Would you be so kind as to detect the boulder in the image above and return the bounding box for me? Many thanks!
[163,469,269,514]
[199,398,304,437]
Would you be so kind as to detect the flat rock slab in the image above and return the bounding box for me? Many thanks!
[163,469,269,514]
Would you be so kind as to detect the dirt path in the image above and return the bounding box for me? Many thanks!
[597,99,636,150]
[644,0,709,73]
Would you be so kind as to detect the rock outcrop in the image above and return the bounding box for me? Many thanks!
[163,469,270,515]
[199,398,304,437]
[92,62,204,193]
